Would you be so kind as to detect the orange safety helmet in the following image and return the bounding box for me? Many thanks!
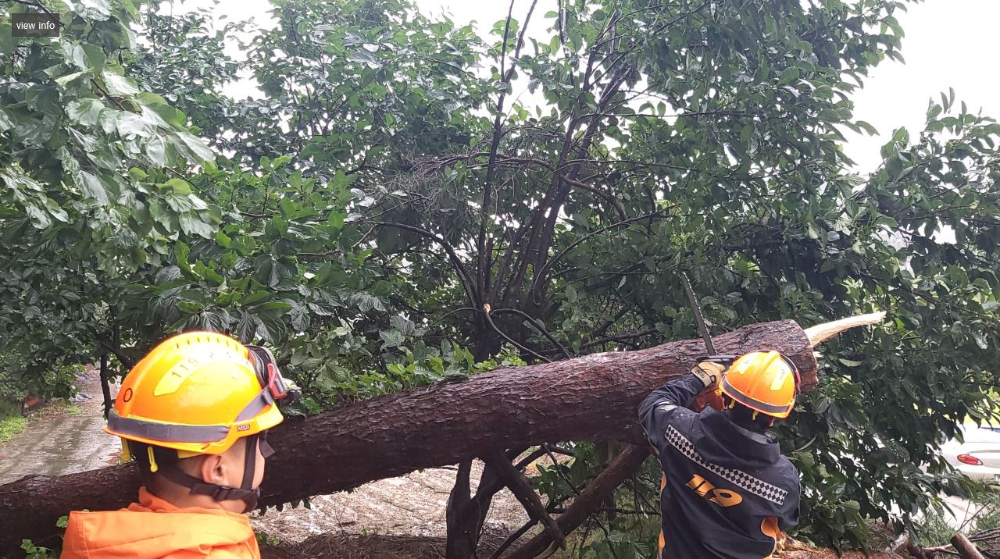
[720,351,799,419]
[105,331,288,455]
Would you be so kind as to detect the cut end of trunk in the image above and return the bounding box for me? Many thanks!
[804,311,886,346]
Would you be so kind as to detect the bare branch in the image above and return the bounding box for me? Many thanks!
[491,307,571,359]
[376,222,479,309]
[481,0,541,306]
[559,174,627,220]
[97,338,135,370]
[531,205,674,297]
[481,450,565,552]
[507,445,651,559]
[483,305,550,363]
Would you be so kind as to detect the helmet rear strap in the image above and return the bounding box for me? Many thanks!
[126,438,263,512]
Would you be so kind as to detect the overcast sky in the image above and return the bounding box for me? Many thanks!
[188,0,1000,174]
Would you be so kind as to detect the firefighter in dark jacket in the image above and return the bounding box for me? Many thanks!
[639,350,801,559]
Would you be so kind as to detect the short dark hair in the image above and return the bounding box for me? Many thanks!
[126,440,182,480]
[722,396,775,433]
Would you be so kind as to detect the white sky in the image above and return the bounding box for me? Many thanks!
[177,0,1000,175]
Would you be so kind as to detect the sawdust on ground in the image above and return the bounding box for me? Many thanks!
[253,460,531,553]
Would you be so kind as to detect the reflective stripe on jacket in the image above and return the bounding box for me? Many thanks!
[639,374,800,559]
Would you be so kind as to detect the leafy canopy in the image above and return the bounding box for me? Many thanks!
[3,0,1000,550]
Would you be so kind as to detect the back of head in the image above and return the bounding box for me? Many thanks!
[719,351,799,432]
[106,331,294,512]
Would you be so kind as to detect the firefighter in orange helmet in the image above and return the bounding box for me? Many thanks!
[639,351,801,559]
[61,332,298,559]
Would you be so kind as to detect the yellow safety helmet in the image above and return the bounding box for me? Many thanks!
[105,331,290,456]
[720,351,799,419]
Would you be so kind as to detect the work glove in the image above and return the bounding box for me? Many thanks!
[690,361,726,389]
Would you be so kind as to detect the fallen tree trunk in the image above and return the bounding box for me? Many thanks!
[0,316,875,554]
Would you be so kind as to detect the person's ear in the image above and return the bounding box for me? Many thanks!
[198,453,227,484]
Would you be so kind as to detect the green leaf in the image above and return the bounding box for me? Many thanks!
[778,67,800,85]
[173,131,215,163]
[66,99,105,126]
[174,241,193,276]
[0,107,13,132]
[163,178,193,195]
[77,0,113,20]
[82,44,106,73]
[380,329,405,348]
[146,136,168,166]
[55,71,89,88]
[75,171,109,204]
[565,284,578,303]
[549,35,560,53]
[0,25,19,55]
[101,71,138,96]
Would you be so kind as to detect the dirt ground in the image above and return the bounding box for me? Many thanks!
[251,461,529,552]
[259,527,516,559]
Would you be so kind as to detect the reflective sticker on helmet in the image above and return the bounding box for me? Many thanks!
[153,346,248,396]
[153,355,204,396]
[769,367,790,391]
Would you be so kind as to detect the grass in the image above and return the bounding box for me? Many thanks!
[909,487,1000,550]
[0,414,29,443]
[0,397,28,443]
[0,397,85,444]
[911,506,957,547]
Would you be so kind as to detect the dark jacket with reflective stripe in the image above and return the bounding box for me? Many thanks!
[639,375,800,559]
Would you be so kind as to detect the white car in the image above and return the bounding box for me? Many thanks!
[941,424,1000,483]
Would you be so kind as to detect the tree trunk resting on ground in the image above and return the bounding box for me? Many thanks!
[0,314,884,555]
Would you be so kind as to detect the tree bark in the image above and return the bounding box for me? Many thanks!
[0,319,817,554]
[950,534,986,559]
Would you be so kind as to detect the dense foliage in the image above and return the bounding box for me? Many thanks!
[3,0,1000,552]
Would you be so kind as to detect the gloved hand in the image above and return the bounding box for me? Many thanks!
[690,361,726,389]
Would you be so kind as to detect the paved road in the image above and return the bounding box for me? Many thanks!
[0,369,119,485]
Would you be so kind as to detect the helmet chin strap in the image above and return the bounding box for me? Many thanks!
[155,434,274,513]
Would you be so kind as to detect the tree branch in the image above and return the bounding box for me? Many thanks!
[481,449,565,553]
[4,0,57,18]
[531,64,634,301]
[97,338,134,370]
[491,308,571,359]
[483,306,550,363]
[376,222,479,309]
[531,205,674,297]
[89,79,128,112]
[507,445,650,559]
[480,0,541,307]
[559,174,627,220]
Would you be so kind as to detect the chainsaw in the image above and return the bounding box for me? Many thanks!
[681,272,738,412]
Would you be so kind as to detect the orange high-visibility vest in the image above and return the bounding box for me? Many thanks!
[61,487,261,559]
